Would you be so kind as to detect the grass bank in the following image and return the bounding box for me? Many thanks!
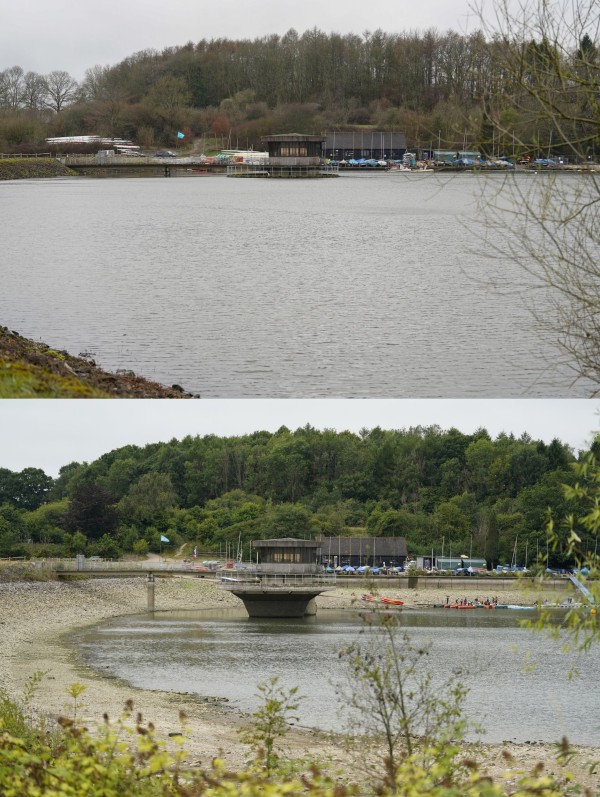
[0,326,197,397]
[0,157,73,180]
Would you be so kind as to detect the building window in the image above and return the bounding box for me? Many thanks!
[279,145,308,157]
[272,551,301,563]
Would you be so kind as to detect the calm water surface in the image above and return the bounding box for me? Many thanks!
[74,608,600,744]
[0,172,591,396]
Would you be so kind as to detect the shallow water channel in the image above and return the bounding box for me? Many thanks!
[74,607,600,745]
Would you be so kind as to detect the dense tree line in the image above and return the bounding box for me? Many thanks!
[0,425,591,568]
[0,26,596,157]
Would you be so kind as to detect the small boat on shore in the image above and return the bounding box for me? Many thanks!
[361,594,404,606]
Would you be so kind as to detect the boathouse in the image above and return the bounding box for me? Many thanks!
[321,536,408,569]
[226,133,338,178]
[323,131,407,161]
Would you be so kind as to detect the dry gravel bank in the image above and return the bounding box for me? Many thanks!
[0,576,596,789]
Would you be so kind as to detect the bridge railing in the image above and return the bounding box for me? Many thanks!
[59,155,206,166]
[33,558,216,574]
[217,569,336,588]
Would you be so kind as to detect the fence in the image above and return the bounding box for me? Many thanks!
[0,153,52,159]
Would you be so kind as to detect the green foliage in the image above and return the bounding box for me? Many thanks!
[120,472,178,525]
[0,672,47,746]
[0,426,585,565]
[0,700,185,797]
[525,448,600,652]
[66,683,87,722]
[339,613,470,789]
[238,676,302,775]
[0,467,52,510]
[0,355,111,396]
[64,482,118,540]
[0,681,583,797]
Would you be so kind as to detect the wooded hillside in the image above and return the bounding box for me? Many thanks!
[0,425,590,567]
[1,25,597,158]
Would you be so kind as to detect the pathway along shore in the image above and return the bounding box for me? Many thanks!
[0,574,596,789]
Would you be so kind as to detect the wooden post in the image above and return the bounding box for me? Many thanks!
[147,572,155,611]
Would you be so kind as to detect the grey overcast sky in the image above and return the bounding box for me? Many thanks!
[1,0,482,79]
[1,399,596,477]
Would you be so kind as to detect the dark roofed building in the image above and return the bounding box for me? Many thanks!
[227,133,338,178]
[320,537,408,568]
[324,131,407,161]
[263,133,325,165]
[252,537,321,573]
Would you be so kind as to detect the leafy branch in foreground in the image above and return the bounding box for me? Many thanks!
[0,671,55,751]
[238,675,302,776]
[525,447,600,652]
[0,698,187,797]
[338,611,470,791]
[0,687,586,796]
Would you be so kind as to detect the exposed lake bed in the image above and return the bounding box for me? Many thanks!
[0,575,598,789]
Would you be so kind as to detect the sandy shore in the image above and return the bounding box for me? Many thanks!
[0,576,596,788]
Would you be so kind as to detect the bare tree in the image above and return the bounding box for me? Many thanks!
[21,71,47,110]
[77,64,110,103]
[476,0,600,391]
[43,70,78,112]
[0,66,25,109]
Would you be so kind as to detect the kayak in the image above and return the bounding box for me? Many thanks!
[361,594,404,606]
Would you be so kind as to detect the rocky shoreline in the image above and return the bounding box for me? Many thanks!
[0,325,197,397]
[0,575,596,789]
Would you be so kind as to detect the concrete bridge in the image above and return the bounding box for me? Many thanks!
[34,558,216,578]
[59,155,226,177]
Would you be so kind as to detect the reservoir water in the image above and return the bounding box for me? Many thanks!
[74,608,600,745]
[0,172,593,397]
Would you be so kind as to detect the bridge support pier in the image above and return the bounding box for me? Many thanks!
[229,588,330,618]
[305,598,317,615]
[147,572,155,611]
